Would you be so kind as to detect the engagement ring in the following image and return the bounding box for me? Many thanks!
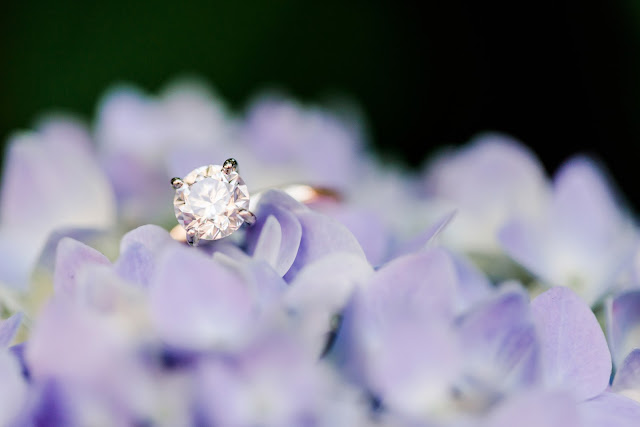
[171,158,255,247]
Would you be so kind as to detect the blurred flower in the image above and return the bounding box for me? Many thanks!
[500,156,637,305]
[423,133,548,255]
[0,120,116,290]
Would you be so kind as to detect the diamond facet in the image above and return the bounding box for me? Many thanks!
[173,165,250,241]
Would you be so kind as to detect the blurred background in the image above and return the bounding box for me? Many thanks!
[1,0,639,204]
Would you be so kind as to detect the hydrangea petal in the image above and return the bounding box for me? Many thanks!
[487,389,580,427]
[0,120,116,289]
[552,157,629,249]
[26,298,130,382]
[332,251,463,413]
[612,349,640,402]
[246,190,303,276]
[53,237,112,296]
[457,289,539,402]
[500,157,636,305]
[393,210,457,258]
[114,243,155,287]
[449,250,493,313]
[326,207,390,267]
[286,253,373,315]
[119,224,175,254]
[286,252,373,355]
[531,287,611,400]
[579,392,640,427]
[285,209,366,281]
[0,350,28,425]
[606,290,640,368]
[335,286,461,415]
[1,120,115,230]
[498,219,547,283]
[214,254,287,313]
[424,134,548,254]
[115,224,178,287]
[195,329,366,427]
[149,246,255,350]
[365,248,458,322]
[0,313,23,348]
[250,215,283,272]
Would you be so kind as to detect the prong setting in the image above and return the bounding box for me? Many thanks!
[238,209,257,226]
[186,228,200,247]
[171,177,185,189]
[222,158,238,174]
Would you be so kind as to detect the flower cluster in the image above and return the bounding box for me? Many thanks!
[1,80,640,426]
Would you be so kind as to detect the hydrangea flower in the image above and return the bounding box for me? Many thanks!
[500,156,637,305]
[2,80,640,426]
[0,119,116,290]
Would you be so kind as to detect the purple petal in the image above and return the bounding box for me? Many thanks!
[286,253,373,314]
[285,209,366,281]
[242,97,362,188]
[53,237,112,296]
[1,120,115,230]
[23,380,74,427]
[488,389,580,427]
[114,242,155,287]
[423,134,548,253]
[0,350,28,425]
[393,210,457,258]
[456,289,539,399]
[424,133,546,205]
[250,215,284,272]
[335,286,461,415]
[332,251,463,413]
[285,252,373,355]
[552,157,629,249]
[0,313,23,348]
[612,349,640,394]
[95,88,166,154]
[449,250,493,313]
[0,231,40,291]
[500,157,637,305]
[579,392,640,427]
[210,250,287,312]
[246,190,303,277]
[34,228,108,274]
[325,206,391,267]
[365,248,458,322]
[195,328,364,427]
[531,287,612,400]
[606,290,640,368]
[498,219,548,282]
[119,224,175,254]
[234,259,288,311]
[0,120,115,289]
[26,298,131,382]
[115,224,178,287]
[149,246,255,350]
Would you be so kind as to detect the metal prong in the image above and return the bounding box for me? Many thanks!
[222,158,238,174]
[186,229,200,247]
[171,177,184,189]
[238,209,256,226]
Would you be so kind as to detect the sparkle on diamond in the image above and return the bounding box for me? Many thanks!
[173,164,250,241]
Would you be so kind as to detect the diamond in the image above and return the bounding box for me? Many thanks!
[173,164,250,241]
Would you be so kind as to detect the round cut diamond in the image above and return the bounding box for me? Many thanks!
[173,165,250,241]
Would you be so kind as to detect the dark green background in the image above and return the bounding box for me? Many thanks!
[2,1,640,203]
